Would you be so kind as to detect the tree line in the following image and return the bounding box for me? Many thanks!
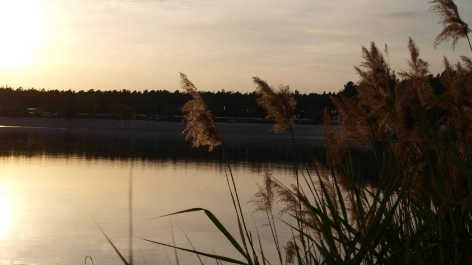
[0,76,445,123]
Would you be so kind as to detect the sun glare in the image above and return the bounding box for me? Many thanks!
[0,0,46,67]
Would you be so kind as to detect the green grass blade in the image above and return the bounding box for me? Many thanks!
[140,249,148,265]
[140,238,248,265]
[170,219,180,265]
[154,208,248,259]
[256,229,267,265]
[180,226,205,265]
[237,214,249,259]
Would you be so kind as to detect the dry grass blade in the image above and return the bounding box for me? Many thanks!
[429,0,472,51]
[170,219,180,265]
[180,73,222,151]
[95,220,130,265]
[164,246,174,265]
[129,165,134,265]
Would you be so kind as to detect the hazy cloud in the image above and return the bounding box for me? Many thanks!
[385,11,422,18]
[1,0,471,93]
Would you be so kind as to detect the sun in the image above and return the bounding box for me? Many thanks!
[0,0,46,67]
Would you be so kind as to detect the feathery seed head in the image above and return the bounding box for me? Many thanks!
[253,77,297,133]
[398,38,434,109]
[330,95,372,149]
[249,169,277,214]
[429,0,471,50]
[285,240,296,264]
[180,73,222,152]
[323,108,346,166]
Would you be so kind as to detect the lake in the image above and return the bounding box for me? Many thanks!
[0,121,373,265]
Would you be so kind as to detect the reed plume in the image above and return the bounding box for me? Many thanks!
[180,73,222,151]
[314,159,339,211]
[180,73,257,265]
[393,38,436,160]
[284,240,296,264]
[399,37,434,109]
[276,184,303,217]
[253,77,296,133]
[323,108,346,166]
[250,169,285,265]
[438,56,472,149]
[429,0,472,51]
[250,169,276,214]
[354,42,397,138]
[330,95,372,149]
[333,42,396,146]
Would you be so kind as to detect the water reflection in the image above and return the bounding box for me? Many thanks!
[0,155,298,264]
[0,127,313,162]
[0,126,378,183]
[0,187,12,237]
[0,124,377,264]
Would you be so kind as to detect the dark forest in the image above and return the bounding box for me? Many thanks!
[0,75,445,123]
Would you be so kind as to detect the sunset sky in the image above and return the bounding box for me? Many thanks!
[1,0,471,94]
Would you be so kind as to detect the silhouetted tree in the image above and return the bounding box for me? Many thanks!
[338,81,358,97]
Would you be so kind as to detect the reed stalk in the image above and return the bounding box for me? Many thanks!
[102,2,472,264]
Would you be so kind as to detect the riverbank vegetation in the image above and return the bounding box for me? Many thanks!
[98,0,472,264]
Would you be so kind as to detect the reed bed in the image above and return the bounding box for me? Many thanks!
[97,1,472,264]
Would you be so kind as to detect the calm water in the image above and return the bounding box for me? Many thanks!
[0,123,373,265]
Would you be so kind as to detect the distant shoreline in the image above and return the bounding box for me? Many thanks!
[0,117,326,139]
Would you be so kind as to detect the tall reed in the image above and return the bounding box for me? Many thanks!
[102,1,472,264]
[429,0,472,51]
